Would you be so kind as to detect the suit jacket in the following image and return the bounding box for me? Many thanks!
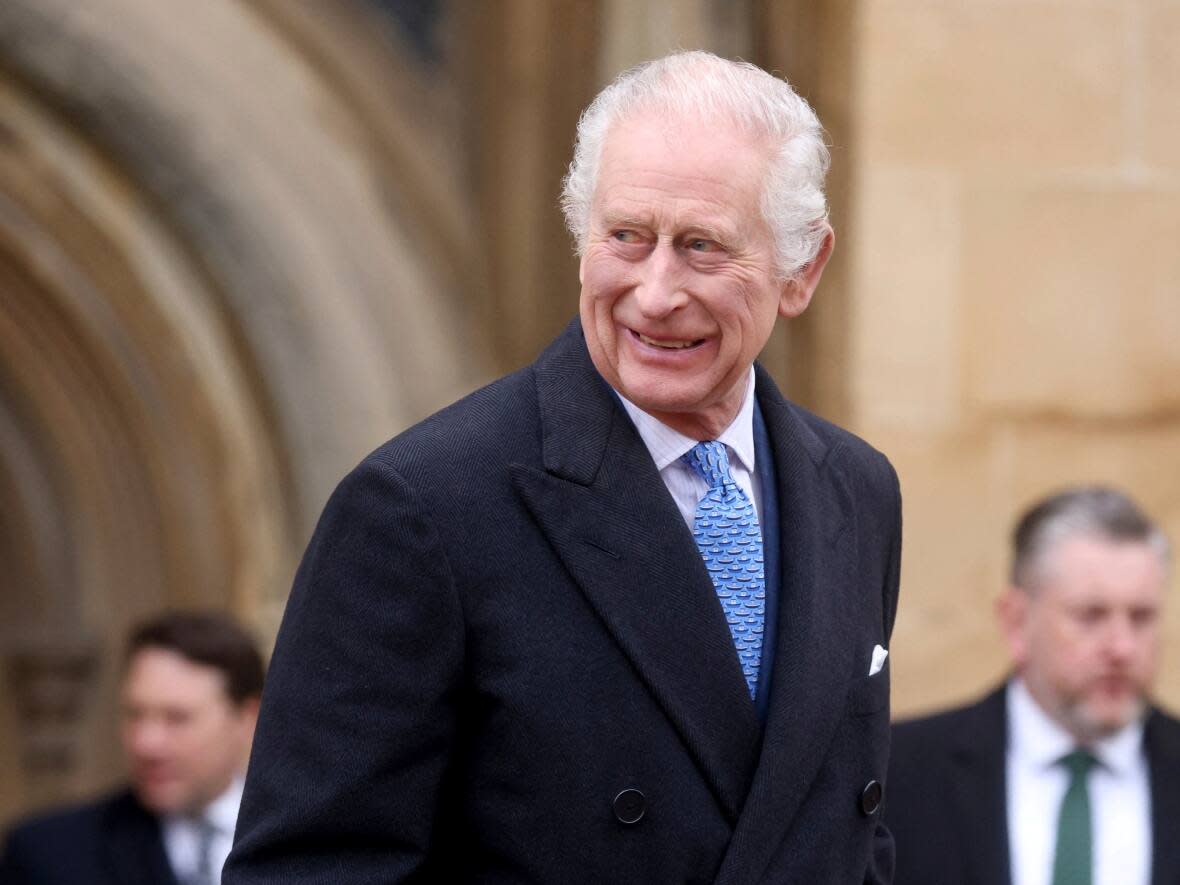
[0,787,178,885]
[226,319,902,884]
[887,683,1180,885]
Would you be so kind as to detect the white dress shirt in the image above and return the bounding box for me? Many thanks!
[1006,679,1151,885]
[162,777,244,885]
[618,367,761,531]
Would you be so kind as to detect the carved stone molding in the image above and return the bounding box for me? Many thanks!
[2,630,98,808]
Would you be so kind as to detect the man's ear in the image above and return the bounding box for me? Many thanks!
[236,696,262,734]
[778,223,834,319]
[996,586,1032,667]
[233,697,261,764]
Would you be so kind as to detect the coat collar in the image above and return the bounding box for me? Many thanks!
[101,789,179,885]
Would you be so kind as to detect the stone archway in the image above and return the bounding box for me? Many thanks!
[0,0,487,819]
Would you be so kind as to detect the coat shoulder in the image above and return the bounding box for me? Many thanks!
[892,686,1006,765]
[4,789,122,844]
[1147,704,1180,756]
[360,363,541,486]
[754,366,897,498]
[351,320,597,492]
[1149,704,1180,732]
[1,788,140,877]
[892,703,973,756]
[790,399,895,481]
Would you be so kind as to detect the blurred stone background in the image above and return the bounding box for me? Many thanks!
[0,0,1176,826]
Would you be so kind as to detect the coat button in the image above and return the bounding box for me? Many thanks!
[613,788,646,824]
[860,780,883,816]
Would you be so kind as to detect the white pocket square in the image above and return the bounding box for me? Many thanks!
[869,644,888,676]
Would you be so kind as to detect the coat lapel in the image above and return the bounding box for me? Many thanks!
[101,790,179,885]
[510,322,761,824]
[948,687,1012,885]
[713,370,860,882]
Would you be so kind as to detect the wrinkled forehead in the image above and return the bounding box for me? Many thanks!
[595,112,774,195]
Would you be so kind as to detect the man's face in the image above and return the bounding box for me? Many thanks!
[578,114,830,439]
[1001,535,1166,741]
[120,647,258,815]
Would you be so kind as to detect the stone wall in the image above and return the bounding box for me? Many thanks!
[847,0,1180,716]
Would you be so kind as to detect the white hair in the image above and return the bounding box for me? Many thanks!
[560,50,831,280]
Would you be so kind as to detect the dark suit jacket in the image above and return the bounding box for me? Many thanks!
[888,683,1180,885]
[0,787,178,885]
[226,319,902,884]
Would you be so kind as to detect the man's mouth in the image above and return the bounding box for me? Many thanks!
[633,330,705,350]
[1094,676,1132,693]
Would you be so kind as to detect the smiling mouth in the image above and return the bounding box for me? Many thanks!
[633,330,705,350]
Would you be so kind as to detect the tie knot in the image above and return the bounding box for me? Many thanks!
[683,441,735,490]
[1059,748,1097,779]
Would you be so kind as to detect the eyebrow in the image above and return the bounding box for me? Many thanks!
[599,212,647,230]
[599,212,736,245]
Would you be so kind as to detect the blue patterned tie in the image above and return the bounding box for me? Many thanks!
[683,441,765,698]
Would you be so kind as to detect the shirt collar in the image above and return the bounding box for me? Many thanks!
[1095,712,1146,775]
[164,776,244,835]
[1008,678,1144,775]
[205,776,244,834]
[618,367,757,473]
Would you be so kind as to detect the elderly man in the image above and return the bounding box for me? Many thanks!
[0,611,265,885]
[888,486,1179,885]
[227,51,901,884]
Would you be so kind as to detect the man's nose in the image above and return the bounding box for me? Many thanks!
[125,719,169,756]
[1104,616,1138,661]
[634,242,688,318]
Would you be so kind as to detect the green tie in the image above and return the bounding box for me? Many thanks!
[1051,749,1096,885]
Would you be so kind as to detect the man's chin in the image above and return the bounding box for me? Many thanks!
[1069,696,1146,740]
[134,783,188,815]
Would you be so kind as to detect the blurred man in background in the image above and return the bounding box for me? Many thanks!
[0,610,265,885]
[888,486,1179,885]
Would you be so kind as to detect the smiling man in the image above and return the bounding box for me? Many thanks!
[576,113,823,441]
[227,51,901,884]
[1,611,264,885]
[887,486,1178,885]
